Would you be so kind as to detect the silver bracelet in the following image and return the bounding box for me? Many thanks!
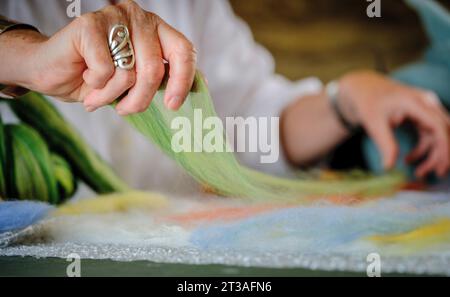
[325,80,358,132]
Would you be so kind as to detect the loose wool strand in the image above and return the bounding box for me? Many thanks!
[123,73,405,202]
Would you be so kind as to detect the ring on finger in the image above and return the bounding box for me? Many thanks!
[108,24,135,70]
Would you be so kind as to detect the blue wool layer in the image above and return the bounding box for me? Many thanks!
[0,201,53,233]
[190,192,450,252]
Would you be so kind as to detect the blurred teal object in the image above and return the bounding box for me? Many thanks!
[393,62,450,108]
[363,125,418,179]
[363,0,450,181]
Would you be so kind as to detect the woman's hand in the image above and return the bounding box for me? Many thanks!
[3,0,197,114]
[337,70,450,178]
[281,70,449,179]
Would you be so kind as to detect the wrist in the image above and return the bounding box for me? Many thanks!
[0,29,47,91]
[325,80,359,133]
[280,93,350,165]
[333,71,374,127]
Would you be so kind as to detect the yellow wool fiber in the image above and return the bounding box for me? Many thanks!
[368,219,450,251]
[53,191,168,216]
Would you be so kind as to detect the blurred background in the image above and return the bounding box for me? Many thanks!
[230,0,450,82]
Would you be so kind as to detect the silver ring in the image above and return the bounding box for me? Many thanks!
[108,24,135,70]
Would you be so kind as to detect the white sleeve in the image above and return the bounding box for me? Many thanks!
[193,0,323,176]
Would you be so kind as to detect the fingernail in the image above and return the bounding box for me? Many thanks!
[85,105,96,112]
[116,108,128,116]
[168,96,182,110]
[116,105,128,116]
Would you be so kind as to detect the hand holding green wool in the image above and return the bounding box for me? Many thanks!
[0,0,196,114]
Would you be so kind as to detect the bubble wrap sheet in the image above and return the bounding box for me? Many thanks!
[1,190,450,275]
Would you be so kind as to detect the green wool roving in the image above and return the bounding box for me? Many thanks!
[123,72,405,202]
[3,93,129,204]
